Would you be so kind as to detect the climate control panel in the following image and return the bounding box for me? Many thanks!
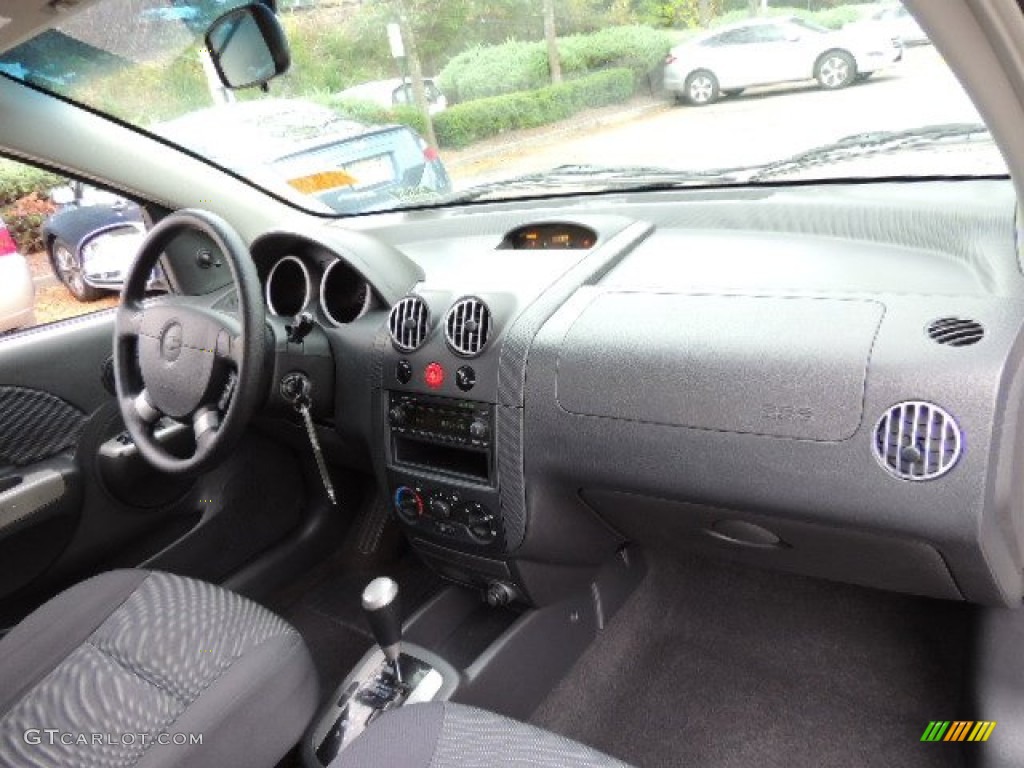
[393,484,499,546]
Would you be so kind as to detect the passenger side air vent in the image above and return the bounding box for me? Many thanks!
[873,402,962,481]
[927,317,984,347]
[388,295,430,352]
[445,297,492,357]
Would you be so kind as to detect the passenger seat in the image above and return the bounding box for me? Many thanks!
[329,701,630,767]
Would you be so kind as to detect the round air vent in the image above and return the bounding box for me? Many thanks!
[445,297,492,357]
[927,317,984,347]
[873,401,962,481]
[388,295,430,352]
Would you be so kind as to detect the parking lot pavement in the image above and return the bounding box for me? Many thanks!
[453,46,983,189]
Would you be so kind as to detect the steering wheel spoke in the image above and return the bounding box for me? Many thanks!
[133,389,163,425]
[192,406,221,453]
[215,330,243,367]
[111,210,266,475]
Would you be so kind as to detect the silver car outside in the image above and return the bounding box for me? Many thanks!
[664,17,902,105]
[0,217,35,333]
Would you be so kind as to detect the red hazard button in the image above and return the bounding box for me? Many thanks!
[424,362,445,389]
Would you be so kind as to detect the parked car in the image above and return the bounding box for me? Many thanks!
[0,215,35,333]
[336,78,449,114]
[664,16,903,105]
[42,181,145,301]
[153,98,452,215]
[43,100,452,302]
[846,3,930,47]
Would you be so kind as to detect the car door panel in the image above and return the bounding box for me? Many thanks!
[0,313,307,630]
[0,455,81,602]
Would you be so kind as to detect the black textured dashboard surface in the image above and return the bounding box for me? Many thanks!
[347,180,1024,604]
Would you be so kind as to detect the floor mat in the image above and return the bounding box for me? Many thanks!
[531,552,973,768]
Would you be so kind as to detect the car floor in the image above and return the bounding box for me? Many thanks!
[531,551,975,768]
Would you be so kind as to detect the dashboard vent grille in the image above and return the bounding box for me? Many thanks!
[873,402,961,481]
[388,295,430,352]
[445,297,492,357]
[927,317,984,347]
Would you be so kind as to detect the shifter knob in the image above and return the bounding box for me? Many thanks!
[362,577,402,669]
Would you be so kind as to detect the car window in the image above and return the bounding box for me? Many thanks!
[706,28,758,46]
[0,157,149,336]
[748,25,789,43]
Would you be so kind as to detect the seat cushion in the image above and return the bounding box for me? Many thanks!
[0,569,318,768]
[330,701,632,768]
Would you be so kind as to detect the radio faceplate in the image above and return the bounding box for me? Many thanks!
[387,392,495,486]
[388,392,492,448]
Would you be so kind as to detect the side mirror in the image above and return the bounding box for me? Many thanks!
[50,186,76,206]
[205,3,290,90]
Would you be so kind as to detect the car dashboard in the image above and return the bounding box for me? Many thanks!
[170,178,1024,608]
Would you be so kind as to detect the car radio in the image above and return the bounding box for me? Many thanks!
[387,392,494,484]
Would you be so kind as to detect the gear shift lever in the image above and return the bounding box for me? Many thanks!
[362,577,402,682]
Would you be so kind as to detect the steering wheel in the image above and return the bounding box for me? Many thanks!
[113,209,266,475]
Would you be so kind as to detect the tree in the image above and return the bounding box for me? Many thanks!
[395,0,438,148]
[543,0,562,84]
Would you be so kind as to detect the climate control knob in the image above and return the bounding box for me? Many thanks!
[428,496,453,519]
[393,486,423,523]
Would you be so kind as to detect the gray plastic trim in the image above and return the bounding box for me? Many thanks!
[0,470,66,531]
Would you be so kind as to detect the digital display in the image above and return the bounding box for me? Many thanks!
[500,223,597,250]
[408,408,473,436]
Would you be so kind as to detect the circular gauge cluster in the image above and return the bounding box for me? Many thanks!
[265,254,371,326]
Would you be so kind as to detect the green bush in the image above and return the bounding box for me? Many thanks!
[813,6,864,30]
[711,5,864,30]
[560,26,675,80]
[2,211,47,253]
[439,26,670,103]
[439,42,550,103]
[434,68,634,148]
[317,97,430,137]
[0,160,61,207]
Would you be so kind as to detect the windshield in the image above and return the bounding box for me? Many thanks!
[0,0,1007,216]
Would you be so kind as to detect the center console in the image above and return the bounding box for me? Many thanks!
[386,392,501,549]
[383,385,521,600]
[304,577,460,767]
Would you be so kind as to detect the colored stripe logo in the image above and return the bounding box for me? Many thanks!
[921,721,996,742]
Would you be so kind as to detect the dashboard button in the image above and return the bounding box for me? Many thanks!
[388,404,409,426]
[396,360,413,384]
[424,362,445,389]
[455,366,476,391]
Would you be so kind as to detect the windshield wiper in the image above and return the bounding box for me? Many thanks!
[444,163,742,204]
[443,124,994,205]
[746,123,992,182]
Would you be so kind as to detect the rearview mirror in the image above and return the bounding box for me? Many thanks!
[205,3,290,90]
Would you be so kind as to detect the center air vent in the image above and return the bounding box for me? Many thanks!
[445,297,492,357]
[927,317,984,346]
[388,295,430,352]
[873,401,962,481]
